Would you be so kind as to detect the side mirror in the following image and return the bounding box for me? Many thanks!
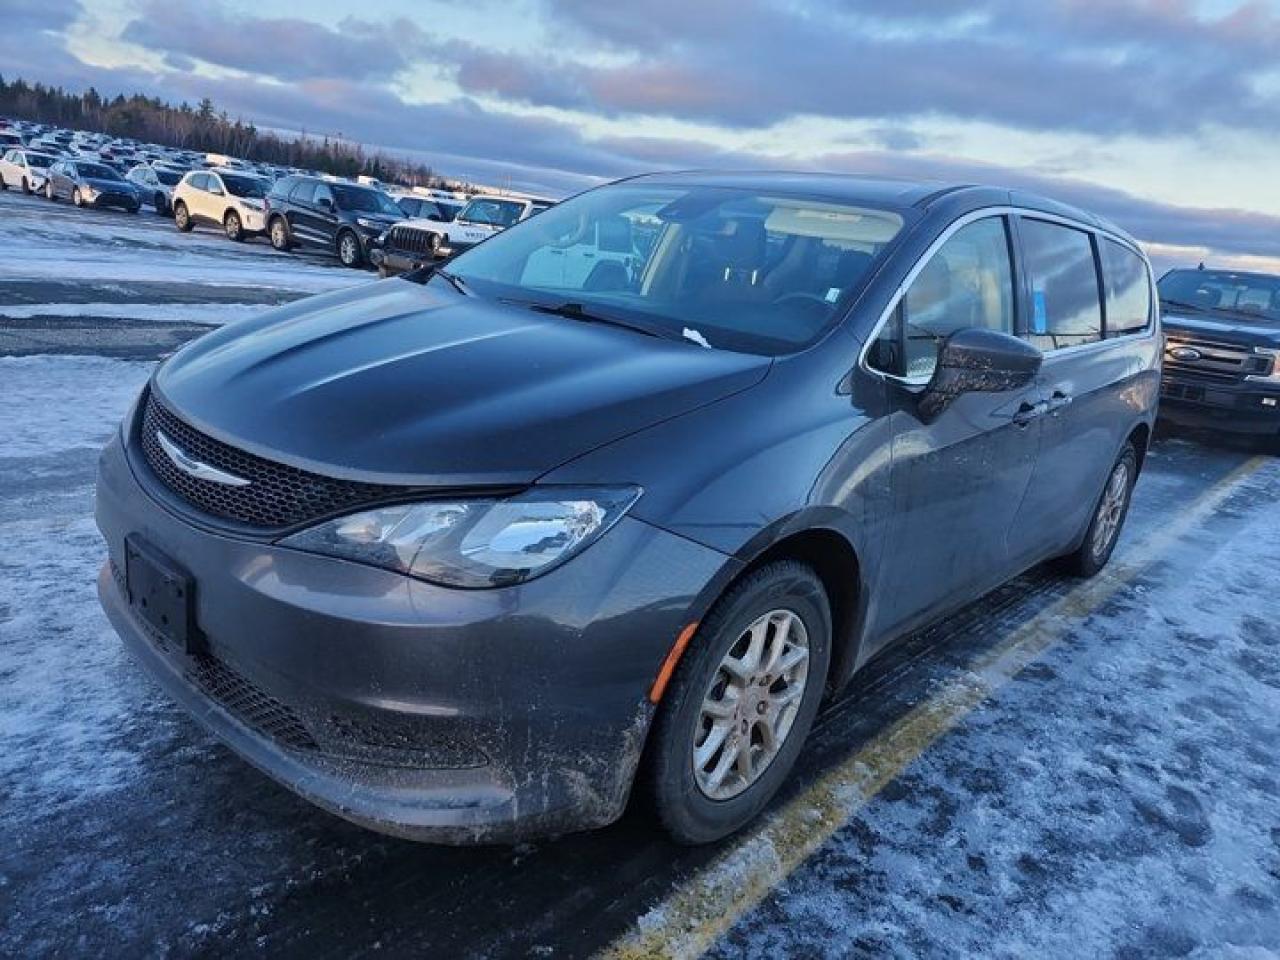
[918,328,1042,421]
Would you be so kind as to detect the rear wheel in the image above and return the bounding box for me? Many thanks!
[22,177,31,195]
[174,201,193,232]
[337,230,363,268]
[155,192,168,215]
[1058,443,1138,577]
[642,561,831,844]
[44,180,55,201]
[269,216,291,251]
[224,210,243,242]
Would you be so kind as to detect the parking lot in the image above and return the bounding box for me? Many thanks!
[3,187,1279,959]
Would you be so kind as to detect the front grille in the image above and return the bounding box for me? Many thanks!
[385,224,441,258]
[139,391,408,529]
[185,654,320,752]
[1163,335,1270,384]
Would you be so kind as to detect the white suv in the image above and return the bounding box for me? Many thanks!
[172,169,270,241]
[0,149,57,194]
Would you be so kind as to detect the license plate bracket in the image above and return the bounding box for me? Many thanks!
[124,535,200,654]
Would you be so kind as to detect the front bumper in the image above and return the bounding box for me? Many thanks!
[1159,375,1280,435]
[95,426,732,843]
[371,248,433,276]
[240,209,267,234]
[86,190,140,211]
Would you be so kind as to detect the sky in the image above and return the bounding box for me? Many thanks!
[5,0,1280,273]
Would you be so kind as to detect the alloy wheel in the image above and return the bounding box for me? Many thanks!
[692,608,811,800]
[339,233,360,267]
[1091,459,1130,561]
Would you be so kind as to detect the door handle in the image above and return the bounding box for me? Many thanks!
[1047,390,1073,414]
[1013,399,1050,426]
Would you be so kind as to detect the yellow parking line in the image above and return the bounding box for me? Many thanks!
[600,455,1270,960]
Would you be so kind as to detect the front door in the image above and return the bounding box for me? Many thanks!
[863,215,1044,647]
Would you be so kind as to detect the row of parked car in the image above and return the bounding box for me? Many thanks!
[0,117,556,271]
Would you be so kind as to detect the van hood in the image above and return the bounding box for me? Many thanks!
[154,279,770,486]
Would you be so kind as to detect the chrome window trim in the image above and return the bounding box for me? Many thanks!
[857,205,1155,386]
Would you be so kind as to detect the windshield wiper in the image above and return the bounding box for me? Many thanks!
[1161,298,1213,315]
[508,299,683,342]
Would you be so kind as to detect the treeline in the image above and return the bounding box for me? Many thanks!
[0,75,458,188]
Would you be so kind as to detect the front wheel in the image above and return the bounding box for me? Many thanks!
[72,187,84,207]
[1058,443,1138,577]
[224,210,243,242]
[337,230,363,268]
[174,201,193,232]
[155,193,168,216]
[45,181,55,201]
[642,560,831,844]
[22,178,32,195]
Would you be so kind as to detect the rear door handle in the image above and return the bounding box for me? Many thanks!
[1013,399,1050,426]
[1048,390,1073,412]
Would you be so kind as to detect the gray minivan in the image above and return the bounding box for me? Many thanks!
[95,172,1160,844]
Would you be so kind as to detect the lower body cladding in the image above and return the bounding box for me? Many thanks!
[94,433,730,843]
[1160,376,1280,436]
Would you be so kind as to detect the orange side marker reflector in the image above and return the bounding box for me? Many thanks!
[648,621,699,704]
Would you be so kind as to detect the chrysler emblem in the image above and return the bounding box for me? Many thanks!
[156,431,251,487]
[1169,346,1202,362]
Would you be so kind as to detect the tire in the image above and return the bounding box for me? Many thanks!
[224,210,243,242]
[174,201,193,232]
[1058,443,1138,577]
[0,175,6,191]
[642,560,832,845]
[337,230,363,268]
[22,177,31,195]
[269,216,291,251]
[155,193,168,216]
[45,181,56,201]
[72,187,84,207]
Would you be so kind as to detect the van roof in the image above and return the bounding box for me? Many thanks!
[622,170,1136,247]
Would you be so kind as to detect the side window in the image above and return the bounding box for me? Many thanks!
[188,173,208,191]
[207,174,224,194]
[868,216,1015,380]
[289,180,316,204]
[1099,239,1151,337]
[313,184,334,208]
[1020,218,1103,350]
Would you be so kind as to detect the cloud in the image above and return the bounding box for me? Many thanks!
[121,1,431,83]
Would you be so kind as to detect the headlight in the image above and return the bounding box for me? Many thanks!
[241,199,264,210]
[278,486,641,588]
[1246,347,1280,384]
[356,217,385,231]
[81,185,99,200]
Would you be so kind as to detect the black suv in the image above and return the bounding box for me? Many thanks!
[264,176,404,268]
[1158,268,1280,440]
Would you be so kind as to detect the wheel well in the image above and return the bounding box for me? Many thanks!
[737,528,861,692]
[1126,423,1151,474]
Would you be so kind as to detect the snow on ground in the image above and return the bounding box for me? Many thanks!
[709,461,1280,959]
[0,302,267,325]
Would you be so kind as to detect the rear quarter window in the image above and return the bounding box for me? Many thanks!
[1099,239,1152,336]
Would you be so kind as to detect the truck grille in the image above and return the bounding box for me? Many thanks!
[385,224,442,258]
[1163,335,1271,384]
[139,391,410,529]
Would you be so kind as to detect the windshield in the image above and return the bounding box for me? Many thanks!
[221,173,268,198]
[26,153,54,168]
[458,198,526,227]
[1159,269,1280,323]
[441,183,906,355]
[332,184,402,215]
[77,162,121,180]
[154,168,184,186]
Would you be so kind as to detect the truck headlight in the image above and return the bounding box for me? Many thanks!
[1246,347,1280,384]
[279,486,641,588]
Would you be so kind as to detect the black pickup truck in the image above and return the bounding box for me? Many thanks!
[1158,268,1280,440]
